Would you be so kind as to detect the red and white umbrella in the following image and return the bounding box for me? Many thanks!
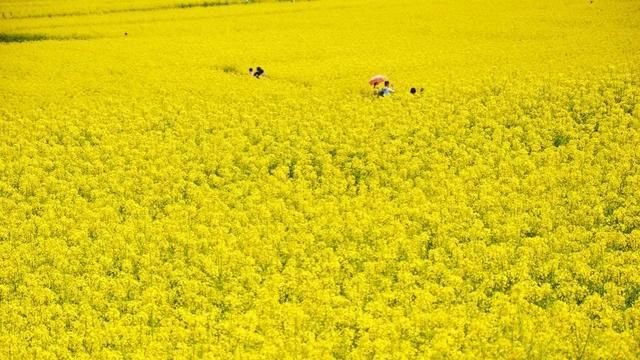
[368,74,387,87]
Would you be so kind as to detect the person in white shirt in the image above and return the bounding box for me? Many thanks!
[378,81,394,96]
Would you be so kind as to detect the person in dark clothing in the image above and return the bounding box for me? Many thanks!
[254,66,265,78]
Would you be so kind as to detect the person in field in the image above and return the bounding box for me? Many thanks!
[249,67,254,75]
[254,66,265,79]
[378,81,394,97]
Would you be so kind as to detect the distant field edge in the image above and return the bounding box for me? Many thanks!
[1,0,311,20]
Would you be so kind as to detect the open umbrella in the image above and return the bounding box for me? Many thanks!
[368,74,387,87]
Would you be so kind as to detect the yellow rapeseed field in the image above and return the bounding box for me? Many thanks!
[1,0,639,358]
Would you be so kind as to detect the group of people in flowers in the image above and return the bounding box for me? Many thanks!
[248,67,421,97]
[249,67,265,79]
[371,77,423,97]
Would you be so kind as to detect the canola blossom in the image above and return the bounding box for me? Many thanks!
[1,0,640,358]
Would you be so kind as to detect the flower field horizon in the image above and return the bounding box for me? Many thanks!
[1,0,639,358]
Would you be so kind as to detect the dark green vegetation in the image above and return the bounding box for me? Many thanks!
[0,33,89,43]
